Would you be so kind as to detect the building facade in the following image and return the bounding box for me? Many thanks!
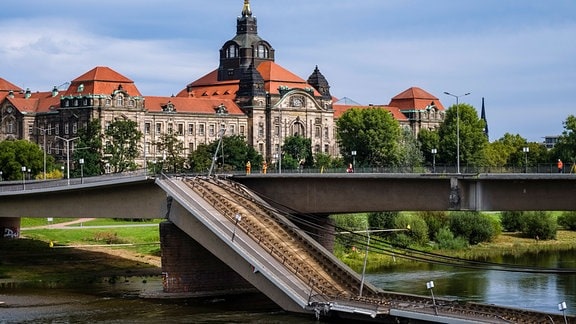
[0,0,446,173]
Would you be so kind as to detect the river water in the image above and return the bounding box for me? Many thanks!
[1,250,574,322]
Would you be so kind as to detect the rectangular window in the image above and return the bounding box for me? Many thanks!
[178,123,184,136]
[64,123,69,135]
[240,125,246,136]
[55,124,60,135]
[315,126,321,138]
[275,125,280,136]
[28,123,33,135]
[167,123,173,134]
[7,121,14,133]
[156,123,162,134]
[258,143,264,153]
[209,124,215,137]
[48,142,52,154]
[73,122,78,134]
[188,123,194,135]
[315,144,320,153]
[258,124,264,137]
[324,144,329,153]
[188,142,194,152]
[48,123,53,135]
[228,124,235,135]
[199,124,205,136]
[324,127,329,138]
[145,122,151,135]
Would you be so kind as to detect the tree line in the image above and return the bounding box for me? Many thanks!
[1,105,575,180]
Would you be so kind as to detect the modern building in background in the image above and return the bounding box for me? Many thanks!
[1,0,447,170]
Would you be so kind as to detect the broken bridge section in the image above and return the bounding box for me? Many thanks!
[155,176,381,315]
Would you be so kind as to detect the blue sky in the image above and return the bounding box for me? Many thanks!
[1,0,575,142]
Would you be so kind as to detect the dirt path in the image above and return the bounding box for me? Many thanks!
[22,218,97,230]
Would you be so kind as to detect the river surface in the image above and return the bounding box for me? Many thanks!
[1,250,574,322]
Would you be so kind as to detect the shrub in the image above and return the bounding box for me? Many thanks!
[500,211,525,232]
[449,211,498,245]
[558,211,576,230]
[393,213,429,246]
[368,211,398,234]
[521,211,557,240]
[435,227,468,250]
[417,211,449,240]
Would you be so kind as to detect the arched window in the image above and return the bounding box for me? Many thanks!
[291,122,305,137]
[256,44,268,58]
[227,45,238,58]
[116,95,124,107]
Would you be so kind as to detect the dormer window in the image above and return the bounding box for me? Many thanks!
[77,84,84,93]
[256,44,269,58]
[226,45,238,58]
[116,95,124,107]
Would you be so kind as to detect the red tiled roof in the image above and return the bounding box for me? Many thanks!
[6,92,60,114]
[0,78,23,92]
[144,96,244,115]
[333,104,408,121]
[63,66,142,97]
[176,61,320,98]
[389,86,445,110]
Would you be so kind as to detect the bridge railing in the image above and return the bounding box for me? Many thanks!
[0,168,149,192]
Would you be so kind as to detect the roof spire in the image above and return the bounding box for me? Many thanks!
[242,0,252,17]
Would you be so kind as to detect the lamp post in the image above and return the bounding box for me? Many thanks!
[351,150,357,173]
[34,126,52,180]
[523,147,529,173]
[431,148,437,173]
[79,158,84,184]
[426,281,438,315]
[21,166,26,190]
[558,301,568,324]
[56,136,79,185]
[443,91,470,174]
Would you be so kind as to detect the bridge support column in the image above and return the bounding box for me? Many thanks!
[298,214,335,252]
[0,217,20,239]
[159,221,254,296]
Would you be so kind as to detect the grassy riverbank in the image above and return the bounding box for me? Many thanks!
[2,218,575,286]
[337,230,576,272]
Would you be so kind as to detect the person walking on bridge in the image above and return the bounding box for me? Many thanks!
[557,159,563,173]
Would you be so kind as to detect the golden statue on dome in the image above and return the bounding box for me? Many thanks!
[242,0,252,17]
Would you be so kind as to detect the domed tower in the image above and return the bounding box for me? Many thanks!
[307,65,333,110]
[218,0,275,81]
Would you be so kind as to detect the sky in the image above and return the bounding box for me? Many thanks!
[1,0,575,142]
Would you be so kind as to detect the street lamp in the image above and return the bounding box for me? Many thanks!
[431,148,437,173]
[35,126,54,180]
[426,281,438,315]
[21,166,26,190]
[351,150,357,172]
[56,136,79,185]
[79,158,85,184]
[443,91,470,174]
[558,301,568,324]
[523,147,529,173]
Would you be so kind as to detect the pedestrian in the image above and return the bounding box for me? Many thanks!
[245,161,251,175]
[557,159,563,173]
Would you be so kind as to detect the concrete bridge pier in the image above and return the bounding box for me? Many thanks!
[159,221,254,296]
[1,217,21,239]
[295,214,335,251]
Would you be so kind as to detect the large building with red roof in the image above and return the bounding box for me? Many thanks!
[0,0,445,171]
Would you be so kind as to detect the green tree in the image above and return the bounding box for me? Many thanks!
[337,108,403,167]
[449,211,499,245]
[558,211,576,230]
[500,211,525,232]
[155,131,186,173]
[399,128,424,169]
[551,115,576,168]
[188,143,212,173]
[282,135,312,170]
[418,128,440,166]
[104,119,142,173]
[188,135,262,173]
[367,211,398,234]
[438,104,488,168]
[0,139,46,180]
[520,211,557,240]
[73,119,103,177]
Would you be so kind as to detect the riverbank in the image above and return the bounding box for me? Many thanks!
[0,238,161,289]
